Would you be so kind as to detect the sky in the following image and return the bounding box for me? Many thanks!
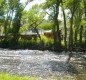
[20,0,45,10]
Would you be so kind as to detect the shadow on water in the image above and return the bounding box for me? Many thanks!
[72,61,86,80]
[67,52,86,80]
[67,63,79,74]
[47,60,79,75]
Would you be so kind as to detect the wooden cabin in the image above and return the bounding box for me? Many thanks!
[44,30,63,40]
[20,33,38,40]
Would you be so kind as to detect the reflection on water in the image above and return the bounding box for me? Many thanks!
[0,49,86,80]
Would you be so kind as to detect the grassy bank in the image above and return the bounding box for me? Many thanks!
[0,73,37,80]
[0,35,86,52]
[0,73,75,80]
[0,73,85,80]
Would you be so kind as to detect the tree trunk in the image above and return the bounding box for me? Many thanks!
[56,2,61,51]
[79,25,83,47]
[74,27,78,45]
[84,0,86,44]
[52,23,57,50]
[85,29,86,44]
[62,7,67,51]
[53,11,61,51]
[4,20,7,41]
[12,13,21,48]
[57,19,61,49]
[53,1,61,51]
[69,14,74,51]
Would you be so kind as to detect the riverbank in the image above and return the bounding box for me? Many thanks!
[0,72,84,80]
[0,39,86,52]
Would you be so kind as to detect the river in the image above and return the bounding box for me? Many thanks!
[0,49,86,80]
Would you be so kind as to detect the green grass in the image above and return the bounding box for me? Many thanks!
[0,73,86,80]
[0,73,37,80]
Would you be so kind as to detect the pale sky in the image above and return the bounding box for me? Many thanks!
[20,0,45,10]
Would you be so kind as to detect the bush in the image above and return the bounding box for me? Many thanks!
[18,38,38,49]
[0,40,9,48]
[40,36,54,50]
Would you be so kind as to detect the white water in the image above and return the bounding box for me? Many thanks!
[0,49,86,79]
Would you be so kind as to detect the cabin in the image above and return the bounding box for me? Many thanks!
[44,30,53,38]
[20,28,44,40]
[0,29,63,40]
[44,30,63,40]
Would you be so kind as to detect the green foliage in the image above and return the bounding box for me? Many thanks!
[38,21,53,30]
[81,17,86,26]
[41,35,53,44]
[21,4,45,29]
[0,40,9,48]
[19,25,29,33]
[19,38,38,49]
[0,0,86,51]
[42,0,56,9]
[65,0,80,10]
[40,35,54,50]
[0,0,3,4]
[22,4,43,22]
[17,36,54,50]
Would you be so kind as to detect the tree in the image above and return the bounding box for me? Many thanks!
[65,0,80,51]
[42,0,62,51]
[84,0,86,44]
[61,0,67,51]
[21,4,45,40]
[73,0,83,47]
[10,0,33,48]
[0,0,5,35]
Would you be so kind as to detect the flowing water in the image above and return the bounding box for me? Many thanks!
[0,49,86,80]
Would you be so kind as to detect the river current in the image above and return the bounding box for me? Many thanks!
[0,49,86,80]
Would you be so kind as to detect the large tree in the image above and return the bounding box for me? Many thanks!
[21,4,45,40]
[42,0,62,51]
[65,0,80,50]
[61,0,67,51]
[10,0,33,48]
